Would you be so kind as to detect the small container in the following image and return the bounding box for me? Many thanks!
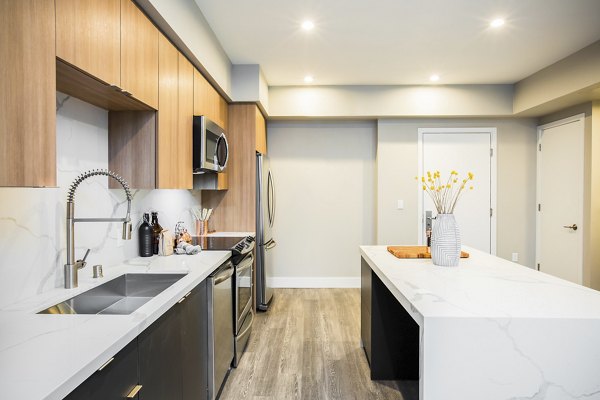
[151,212,163,255]
[138,213,153,257]
[93,265,103,278]
[195,220,208,236]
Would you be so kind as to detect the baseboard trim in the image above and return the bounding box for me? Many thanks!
[267,277,360,288]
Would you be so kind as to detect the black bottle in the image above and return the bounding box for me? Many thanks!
[138,213,153,257]
[151,212,163,255]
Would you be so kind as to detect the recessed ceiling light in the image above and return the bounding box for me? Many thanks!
[304,75,314,83]
[490,18,505,28]
[429,74,440,82]
[302,20,315,31]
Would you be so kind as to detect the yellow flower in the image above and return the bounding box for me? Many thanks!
[469,186,474,190]
[430,185,435,190]
[453,179,458,183]
[463,179,467,183]
[421,177,425,183]
[468,172,474,180]
[447,184,451,188]
[427,171,431,177]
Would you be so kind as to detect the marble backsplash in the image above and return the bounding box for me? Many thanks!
[0,93,201,308]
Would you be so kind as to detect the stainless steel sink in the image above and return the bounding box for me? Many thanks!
[38,273,187,315]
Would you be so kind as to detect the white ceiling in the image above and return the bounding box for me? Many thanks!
[193,0,600,87]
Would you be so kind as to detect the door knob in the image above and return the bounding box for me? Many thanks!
[563,224,578,231]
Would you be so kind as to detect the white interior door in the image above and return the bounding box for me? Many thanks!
[418,128,496,254]
[537,115,584,284]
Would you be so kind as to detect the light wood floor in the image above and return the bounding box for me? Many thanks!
[219,289,418,400]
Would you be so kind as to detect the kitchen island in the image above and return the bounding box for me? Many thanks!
[360,246,600,400]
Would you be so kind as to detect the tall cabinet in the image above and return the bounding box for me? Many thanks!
[0,0,56,187]
[203,104,267,232]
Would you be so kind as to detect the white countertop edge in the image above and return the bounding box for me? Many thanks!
[360,247,425,326]
[0,251,231,400]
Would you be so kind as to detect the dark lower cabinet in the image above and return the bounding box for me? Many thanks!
[361,257,419,381]
[360,258,372,363]
[65,340,139,400]
[180,282,208,400]
[139,302,183,400]
[65,280,209,400]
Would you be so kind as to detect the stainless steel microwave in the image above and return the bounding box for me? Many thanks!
[193,116,229,173]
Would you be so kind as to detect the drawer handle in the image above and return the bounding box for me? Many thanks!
[177,292,192,303]
[126,385,143,398]
[97,357,114,371]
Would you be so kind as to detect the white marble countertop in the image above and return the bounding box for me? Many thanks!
[360,245,600,400]
[0,251,231,400]
[360,245,600,322]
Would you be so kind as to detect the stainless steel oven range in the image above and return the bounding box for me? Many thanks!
[198,235,255,367]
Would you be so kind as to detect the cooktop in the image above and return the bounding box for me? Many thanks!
[195,236,248,250]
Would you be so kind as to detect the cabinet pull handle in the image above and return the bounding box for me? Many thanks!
[97,357,114,371]
[126,385,143,398]
[177,292,192,304]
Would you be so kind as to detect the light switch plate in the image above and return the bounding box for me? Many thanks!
[512,253,519,262]
[397,200,404,210]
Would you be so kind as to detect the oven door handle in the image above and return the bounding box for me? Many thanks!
[214,263,234,285]
[236,254,254,272]
[238,310,254,339]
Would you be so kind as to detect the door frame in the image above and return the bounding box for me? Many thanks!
[535,113,585,276]
[417,127,497,255]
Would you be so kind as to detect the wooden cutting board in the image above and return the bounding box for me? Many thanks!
[387,245,469,259]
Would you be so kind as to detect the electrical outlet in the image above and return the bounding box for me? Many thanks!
[512,253,519,262]
[397,200,404,210]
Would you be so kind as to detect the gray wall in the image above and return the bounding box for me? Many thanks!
[377,118,538,267]
[266,121,376,286]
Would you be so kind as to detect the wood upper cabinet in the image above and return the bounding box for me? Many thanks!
[121,0,159,109]
[177,53,194,189]
[0,0,56,187]
[193,69,228,130]
[56,0,121,86]
[255,107,267,154]
[157,34,179,188]
[157,34,193,189]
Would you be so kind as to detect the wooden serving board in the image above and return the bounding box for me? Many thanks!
[387,246,469,259]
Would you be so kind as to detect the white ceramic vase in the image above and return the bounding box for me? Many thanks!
[431,213,461,266]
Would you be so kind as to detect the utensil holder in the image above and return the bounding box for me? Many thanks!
[196,220,208,236]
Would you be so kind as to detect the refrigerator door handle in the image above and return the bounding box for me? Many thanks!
[267,170,275,227]
[265,239,277,250]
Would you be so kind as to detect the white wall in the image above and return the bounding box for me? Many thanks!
[377,118,538,267]
[266,121,376,287]
[268,84,514,118]
[0,94,201,309]
[514,40,600,115]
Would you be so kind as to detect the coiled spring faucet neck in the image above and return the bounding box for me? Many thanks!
[64,169,133,289]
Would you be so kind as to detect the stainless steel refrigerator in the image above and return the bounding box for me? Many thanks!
[256,153,276,311]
